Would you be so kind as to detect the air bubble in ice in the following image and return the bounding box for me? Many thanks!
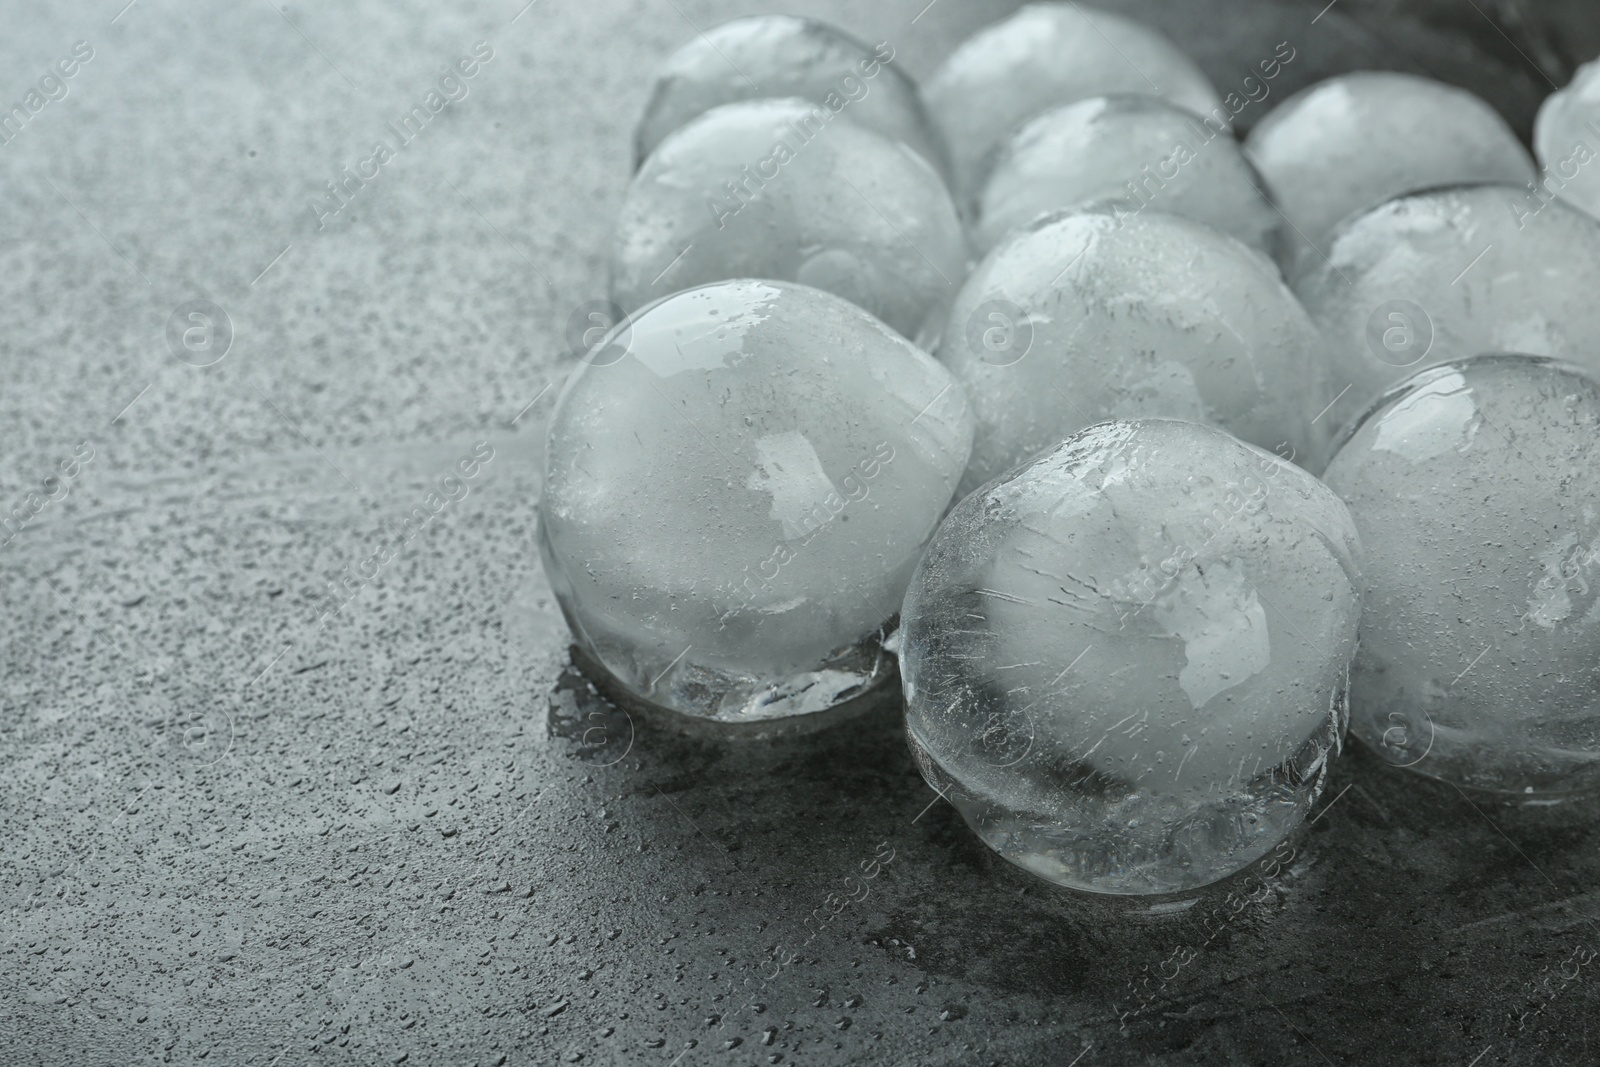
[973,95,1279,254]
[633,15,948,179]
[938,206,1333,497]
[610,98,967,339]
[1534,56,1600,222]
[925,3,1224,202]
[900,418,1363,894]
[1247,72,1534,265]
[1322,355,1600,795]
[540,279,974,722]
[1290,184,1600,435]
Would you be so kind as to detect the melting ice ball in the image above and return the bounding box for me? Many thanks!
[1290,184,1600,435]
[938,206,1333,498]
[973,95,1279,254]
[632,15,948,179]
[1322,355,1600,795]
[541,280,974,723]
[925,2,1224,202]
[900,419,1363,894]
[610,98,967,340]
[1246,72,1534,264]
[1534,56,1600,222]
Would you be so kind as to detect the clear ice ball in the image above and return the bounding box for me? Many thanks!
[924,2,1224,202]
[1246,72,1534,263]
[973,95,1279,254]
[1289,183,1600,436]
[937,206,1333,498]
[1534,56,1600,222]
[1322,355,1600,795]
[540,279,974,723]
[610,98,967,340]
[900,418,1363,895]
[632,15,948,179]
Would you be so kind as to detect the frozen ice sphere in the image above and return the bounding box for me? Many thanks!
[1246,72,1535,262]
[1289,184,1600,436]
[610,98,967,339]
[925,3,1225,201]
[1322,355,1600,795]
[1534,57,1600,222]
[540,279,974,723]
[973,95,1279,254]
[633,15,948,179]
[938,206,1333,498]
[900,418,1363,894]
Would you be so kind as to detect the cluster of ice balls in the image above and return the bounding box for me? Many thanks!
[539,3,1600,895]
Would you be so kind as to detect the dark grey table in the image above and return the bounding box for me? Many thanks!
[2,1,1597,1064]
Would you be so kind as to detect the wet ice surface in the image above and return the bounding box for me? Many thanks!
[610,98,967,339]
[540,280,973,722]
[924,2,1224,202]
[900,419,1362,894]
[1534,56,1600,222]
[938,207,1332,498]
[632,15,948,179]
[1322,356,1600,795]
[1290,184,1600,435]
[974,95,1280,255]
[1247,72,1535,263]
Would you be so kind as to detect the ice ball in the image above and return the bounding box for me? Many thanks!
[610,98,967,339]
[1534,56,1600,222]
[1322,355,1600,795]
[633,15,948,179]
[541,280,974,723]
[973,95,1279,254]
[900,418,1363,894]
[925,2,1224,202]
[1247,72,1534,264]
[937,206,1333,498]
[1289,184,1600,435]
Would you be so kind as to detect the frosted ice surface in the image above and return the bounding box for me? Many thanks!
[632,15,948,179]
[1534,57,1600,221]
[925,3,1224,202]
[899,419,1363,894]
[1322,355,1600,795]
[1290,184,1600,436]
[610,98,967,339]
[1247,72,1534,263]
[937,206,1334,498]
[540,280,974,722]
[974,95,1280,254]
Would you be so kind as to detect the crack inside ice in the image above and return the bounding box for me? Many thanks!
[1150,558,1272,709]
[1372,370,1479,462]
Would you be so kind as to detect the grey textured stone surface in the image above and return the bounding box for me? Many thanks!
[1,1,1597,1064]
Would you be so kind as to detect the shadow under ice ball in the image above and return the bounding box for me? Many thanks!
[541,279,974,722]
[611,98,966,339]
[900,419,1363,894]
[1323,355,1600,795]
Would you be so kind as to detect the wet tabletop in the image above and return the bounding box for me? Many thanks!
[1,0,1597,1064]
